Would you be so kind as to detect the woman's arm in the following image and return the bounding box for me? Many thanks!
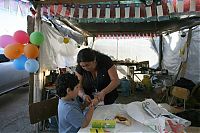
[75,72,85,97]
[97,65,120,101]
[75,71,92,103]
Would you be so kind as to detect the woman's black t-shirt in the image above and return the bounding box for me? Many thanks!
[76,52,118,105]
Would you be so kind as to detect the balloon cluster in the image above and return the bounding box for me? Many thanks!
[0,30,44,73]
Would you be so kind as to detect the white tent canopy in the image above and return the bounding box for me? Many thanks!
[89,25,200,84]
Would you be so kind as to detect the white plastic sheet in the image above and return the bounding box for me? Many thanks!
[126,99,191,133]
[40,22,79,70]
[162,26,200,83]
[79,100,191,133]
[184,26,200,83]
[78,104,154,133]
[162,31,187,75]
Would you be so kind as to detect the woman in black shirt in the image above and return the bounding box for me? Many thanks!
[76,48,120,105]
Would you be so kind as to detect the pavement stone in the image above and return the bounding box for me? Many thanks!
[0,86,36,133]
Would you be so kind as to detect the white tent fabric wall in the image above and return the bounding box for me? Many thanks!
[92,38,159,79]
[162,25,200,84]
[162,31,187,75]
[184,26,200,84]
[93,38,159,66]
[40,22,79,70]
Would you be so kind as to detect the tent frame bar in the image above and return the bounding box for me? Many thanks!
[30,0,127,5]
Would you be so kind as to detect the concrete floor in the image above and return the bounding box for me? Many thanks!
[0,86,36,133]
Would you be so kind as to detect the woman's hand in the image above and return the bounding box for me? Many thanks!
[88,103,94,111]
[96,91,105,101]
[83,94,92,105]
[91,97,99,106]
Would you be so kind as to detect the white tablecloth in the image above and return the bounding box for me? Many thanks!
[78,104,154,133]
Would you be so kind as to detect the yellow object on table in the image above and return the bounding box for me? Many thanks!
[90,128,104,133]
[142,75,152,90]
[92,120,116,128]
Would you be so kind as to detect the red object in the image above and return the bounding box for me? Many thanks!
[30,7,36,16]
[13,30,29,44]
[167,119,184,133]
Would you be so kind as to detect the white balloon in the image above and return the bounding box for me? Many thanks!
[57,37,63,43]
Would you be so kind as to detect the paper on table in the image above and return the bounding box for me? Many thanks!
[142,99,166,118]
[126,101,153,123]
[126,99,191,133]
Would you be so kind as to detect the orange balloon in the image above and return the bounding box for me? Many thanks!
[18,44,25,53]
[13,43,25,53]
[24,44,39,59]
[4,44,24,59]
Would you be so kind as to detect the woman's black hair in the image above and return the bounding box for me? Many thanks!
[77,48,96,63]
[56,73,79,98]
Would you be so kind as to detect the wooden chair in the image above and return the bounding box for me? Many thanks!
[29,97,58,125]
[159,86,190,113]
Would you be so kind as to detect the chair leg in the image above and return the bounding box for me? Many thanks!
[170,96,174,105]
[55,115,59,126]
[42,120,45,130]
[42,90,50,130]
[184,99,185,111]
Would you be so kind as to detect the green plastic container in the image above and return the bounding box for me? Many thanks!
[91,120,116,128]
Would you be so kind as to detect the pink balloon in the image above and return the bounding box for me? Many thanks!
[0,35,17,48]
[13,30,30,44]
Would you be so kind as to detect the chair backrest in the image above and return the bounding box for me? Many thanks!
[172,86,190,100]
[29,97,58,124]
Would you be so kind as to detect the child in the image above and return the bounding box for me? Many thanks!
[56,73,94,133]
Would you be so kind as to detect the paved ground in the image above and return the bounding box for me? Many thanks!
[0,86,36,133]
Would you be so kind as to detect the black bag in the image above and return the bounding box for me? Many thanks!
[176,109,200,127]
[174,77,195,92]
